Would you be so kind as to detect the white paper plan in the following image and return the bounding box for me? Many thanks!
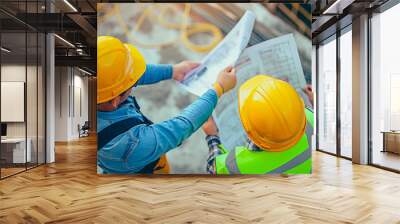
[180,11,256,96]
[214,34,309,150]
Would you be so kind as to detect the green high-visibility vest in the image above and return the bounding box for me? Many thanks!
[215,108,314,174]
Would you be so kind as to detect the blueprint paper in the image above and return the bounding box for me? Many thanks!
[243,33,306,91]
[180,11,256,96]
[214,34,308,150]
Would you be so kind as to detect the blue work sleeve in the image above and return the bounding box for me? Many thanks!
[131,89,218,164]
[136,64,173,86]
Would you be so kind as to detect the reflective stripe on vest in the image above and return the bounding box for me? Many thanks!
[217,108,314,174]
[267,120,313,173]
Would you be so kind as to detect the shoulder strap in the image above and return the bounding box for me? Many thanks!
[131,96,153,125]
[98,98,161,174]
[97,116,161,174]
[98,117,147,150]
[98,96,153,150]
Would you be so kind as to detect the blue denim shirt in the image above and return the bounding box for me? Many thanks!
[97,64,218,174]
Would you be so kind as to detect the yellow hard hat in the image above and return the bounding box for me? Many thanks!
[97,36,146,104]
[238,75,306,152]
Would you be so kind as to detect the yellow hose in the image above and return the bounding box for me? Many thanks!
[99,4,223,53]
[180,4,222,53]
[181,22,222,53]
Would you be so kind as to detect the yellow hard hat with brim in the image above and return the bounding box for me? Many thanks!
[238,75,306,152]
[97,36,146,104]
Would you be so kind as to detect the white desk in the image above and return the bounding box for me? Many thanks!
[1,138,31,163]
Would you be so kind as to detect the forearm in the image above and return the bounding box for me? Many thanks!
[179,89,218,130]
[136,64,173,85]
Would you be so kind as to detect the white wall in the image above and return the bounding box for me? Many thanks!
[72,73,89,138]
[0,65,40,138]
[54,67,89,141]
[54,67,69,141]
[1,64,46,164]
[1,65,25,139]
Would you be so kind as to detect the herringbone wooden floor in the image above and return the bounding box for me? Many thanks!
[1,136,400,224]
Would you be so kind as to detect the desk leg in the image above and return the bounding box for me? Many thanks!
[382,133,386,153]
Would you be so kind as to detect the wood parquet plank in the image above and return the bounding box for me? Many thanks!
[1,135,400,224]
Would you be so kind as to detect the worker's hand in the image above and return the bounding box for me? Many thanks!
[202,117,219,136]
[172,61,200,81]
[214,66,236,97]
[303,84,314,107]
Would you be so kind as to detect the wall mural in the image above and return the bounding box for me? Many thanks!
[97,3,312,174]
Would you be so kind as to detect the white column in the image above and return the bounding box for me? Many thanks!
[352,14,369,164]
[46,32,55,163]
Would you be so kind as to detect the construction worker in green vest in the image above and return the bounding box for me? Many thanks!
[202,75,314,174]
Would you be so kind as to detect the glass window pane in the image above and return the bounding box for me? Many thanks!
[1,31,27,177]
[27,31,38,169]
[371,3,400,171]
[0,0,46,179]
[38,32,45,165]
[340,29,352,158]
[318,37,337,154]
[26,0,39,169]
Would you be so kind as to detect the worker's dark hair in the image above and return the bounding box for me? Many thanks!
[119,89,130,97]
[97,87,132,110]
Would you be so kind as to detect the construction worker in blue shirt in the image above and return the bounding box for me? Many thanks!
[97,36,236,174]
[202,75,315,174]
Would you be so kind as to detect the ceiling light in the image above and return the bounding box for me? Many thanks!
[78,67,93,76]
[323,0,342,14]
[54,34,75,48]
[76,48,85,55]
[63,0,78,12]
[1,47,11,53]
[322,0,353,15]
